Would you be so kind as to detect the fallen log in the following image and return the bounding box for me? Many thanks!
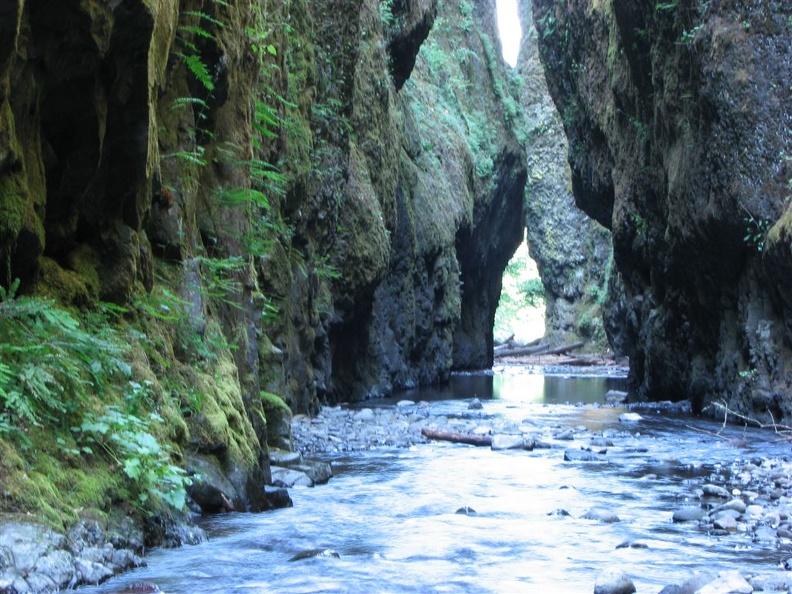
[420,428,492,447]
[495,341,585,359]
[493,342,550,358]
[545,341,585,356]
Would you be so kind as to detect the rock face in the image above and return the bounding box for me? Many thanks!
[533,0,792,417]
[0,0,527,561]
[516,0,616,351]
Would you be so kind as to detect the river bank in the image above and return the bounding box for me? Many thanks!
[7,370,792,593]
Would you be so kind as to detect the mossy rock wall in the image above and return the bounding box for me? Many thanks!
[533,0,792,418]
[517,0,616,352]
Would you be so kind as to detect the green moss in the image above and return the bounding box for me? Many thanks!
[260,390,291,447]
[31,257,94,304]
[0,435,128,530]
[186,357,259,470]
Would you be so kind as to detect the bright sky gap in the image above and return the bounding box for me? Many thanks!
[496,0,523,67]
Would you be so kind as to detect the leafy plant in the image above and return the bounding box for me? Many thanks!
[0,291,130,434]
[742,213,771,253]
[76,402,191,511]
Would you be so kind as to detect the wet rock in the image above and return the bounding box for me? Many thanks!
[712,514,737,533]
[491,434,525,450]
[754,524,779,546]
[564,449,605,462]
[291,461,333,485]
[548,509,571,517]
[589,437,614,447]
[263,486,293,509]
[593,568,635,594]
[288,549,340,562]
[615,540,648,549]
[673,506,707,523]
[270,466,314,488]
[468,398,483,410]
[456,506,476,515]
[75,558,114,584]
[555,428,575,440]
[701,484,730,498]
[117,583,163,593]
[605,390,628,404]
[618,413,642,423]
[718,499,747,514]
[695,570,753,594]
[269,449,302,466]
[582,508,620,523]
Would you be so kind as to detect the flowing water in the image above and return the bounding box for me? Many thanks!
[79,368,792,593]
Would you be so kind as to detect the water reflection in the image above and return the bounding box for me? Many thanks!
[389,372,629,406]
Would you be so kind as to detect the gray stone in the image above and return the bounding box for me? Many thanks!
[75,558,113,584]
[491,434,525,450]
[270,466,314,488]
[264,485,293,509]
[564,449,605,462]
[593,568,636,594]
[32,550,75,590]
[269,449,302,466]
[583,508,620,523]
[718,499,747,514]
[695,570,753,594]
[618,412,643,423]
[605,390,628,404]
[292,461,333,485]
[673,506,707,523]
[468,398,483,410]
[712,514,737,532]
[702,484,730,498]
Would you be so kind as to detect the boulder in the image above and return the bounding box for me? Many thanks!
[593,569,636,594]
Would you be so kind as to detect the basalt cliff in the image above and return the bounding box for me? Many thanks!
[0,0,535,589]
[532,0,792,416]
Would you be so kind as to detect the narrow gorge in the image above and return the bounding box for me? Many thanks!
[1,0,790,591]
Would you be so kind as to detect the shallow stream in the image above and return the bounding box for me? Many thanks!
[78,368,792,593]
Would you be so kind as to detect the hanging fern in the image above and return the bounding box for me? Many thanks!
[181,53,215,91]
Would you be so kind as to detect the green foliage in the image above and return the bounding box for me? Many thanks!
[196,255,247,309]
[0,290,130,435]
[182,54,215,92]
[494,243,546,342]
[380,0,397,28]
[679,24,704,45]
[742,214,771,253]
[655,2,678,11]
[76,400,191,511]
[518,277,545,308]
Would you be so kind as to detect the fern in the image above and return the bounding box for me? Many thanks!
[181,54,215,91]
[0,296,129,431]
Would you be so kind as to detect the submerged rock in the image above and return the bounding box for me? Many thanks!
[593,569,636,594]
[288,549,341,562]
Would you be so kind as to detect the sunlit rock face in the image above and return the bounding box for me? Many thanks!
[533,0,792,418]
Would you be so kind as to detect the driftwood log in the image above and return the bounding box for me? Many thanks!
[420,428,492,447]
[494,341,584,359]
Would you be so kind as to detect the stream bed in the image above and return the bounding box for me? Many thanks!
[77,367,792,593]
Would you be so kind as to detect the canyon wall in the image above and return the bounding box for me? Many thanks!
[533,0,792,418]
[0,0,525,575]
[517,0,616,351]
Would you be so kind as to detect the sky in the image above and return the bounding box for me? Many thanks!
[496,0,523,67]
